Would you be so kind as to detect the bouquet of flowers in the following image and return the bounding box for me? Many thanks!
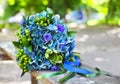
[13,8,100,83]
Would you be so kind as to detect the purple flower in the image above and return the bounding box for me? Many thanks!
[59,43,65,48]
[50,66,60,71]
[20,19,26,25]
[43,33,52,42]
[58,43,67,52]
[57,24,65,33]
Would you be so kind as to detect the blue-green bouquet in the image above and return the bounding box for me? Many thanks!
[13,8,100,83]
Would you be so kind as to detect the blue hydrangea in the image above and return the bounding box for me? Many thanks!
[14,8,76,72]
[43,33,52,43]
[57,24,65,33]
[20,19,26,25]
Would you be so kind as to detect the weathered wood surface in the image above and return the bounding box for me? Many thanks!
[0,42,120,84]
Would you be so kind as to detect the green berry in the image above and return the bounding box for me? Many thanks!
[24,69,27,72]
[26,33,29,36]
[28,59,31,63]
[23,63,26,65]
[25,57,27,61]
[20,49,24,52]
[28,38,31,41]
[25,30,29,33]
[36,22,39,25]
[44,23,47,26]
[23,55,26,57]
[20,41,22,43]
[35,18,39,21]
[47,20,50,24]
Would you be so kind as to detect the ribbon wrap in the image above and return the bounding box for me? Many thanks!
[37,55,101,83]
[63,56,93,74]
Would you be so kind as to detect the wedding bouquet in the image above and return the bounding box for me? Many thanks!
[13,8,100,83]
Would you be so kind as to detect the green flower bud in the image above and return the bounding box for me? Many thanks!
[40,20,44,24]
[25,29,29,34]
[35,18,39,21]
[20,41,22,43]
[28,38,31,41]
[28,59,31,63]
[23,63,26,65]
[44,23,47,27]
[26,33,29,36]
[25,57,27,61]
[20,49,24,52]
[24,69,27,72]
[36,22,39,25]
[47,19,50,24]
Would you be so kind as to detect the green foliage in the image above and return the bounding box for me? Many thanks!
[0,24,4,30]
[106,0,120,25]
[2,0,120,26]
[81,0,109,16]
[12,41,20,48]
[82,0,120,26]
[67,31,76,37]
[45,49,63,64]
[3,0,81,19]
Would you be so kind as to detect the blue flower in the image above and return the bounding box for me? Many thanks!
[67,41,75,52]
[20,19,26,25]
[29,15,35,24]
[47,24,57,31]
[27,24,37,31]
[50,65,60,71]
[31,62,39,70]
[43,33,52,43]
[58,43,68,52]
[57,24,65,33]
[24,47,35,59]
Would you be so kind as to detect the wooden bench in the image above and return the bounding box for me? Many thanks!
[0,42,120,84]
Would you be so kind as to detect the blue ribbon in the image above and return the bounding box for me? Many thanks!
[63,56,93,74]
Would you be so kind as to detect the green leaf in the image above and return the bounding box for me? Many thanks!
[46,8,53,18]
[67,31,76,37]
[26,16,29,25]
[12,41,20,48]
[28,45,32,52]
[59,72,75,83]
[49,54,63,64]
[74,52,81,59]
[36,70,66,79]
[21,36,29,46]
[21,71,25,77]
[22,15,26,20]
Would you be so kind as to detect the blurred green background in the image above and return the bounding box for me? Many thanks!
[0,0,120,30]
